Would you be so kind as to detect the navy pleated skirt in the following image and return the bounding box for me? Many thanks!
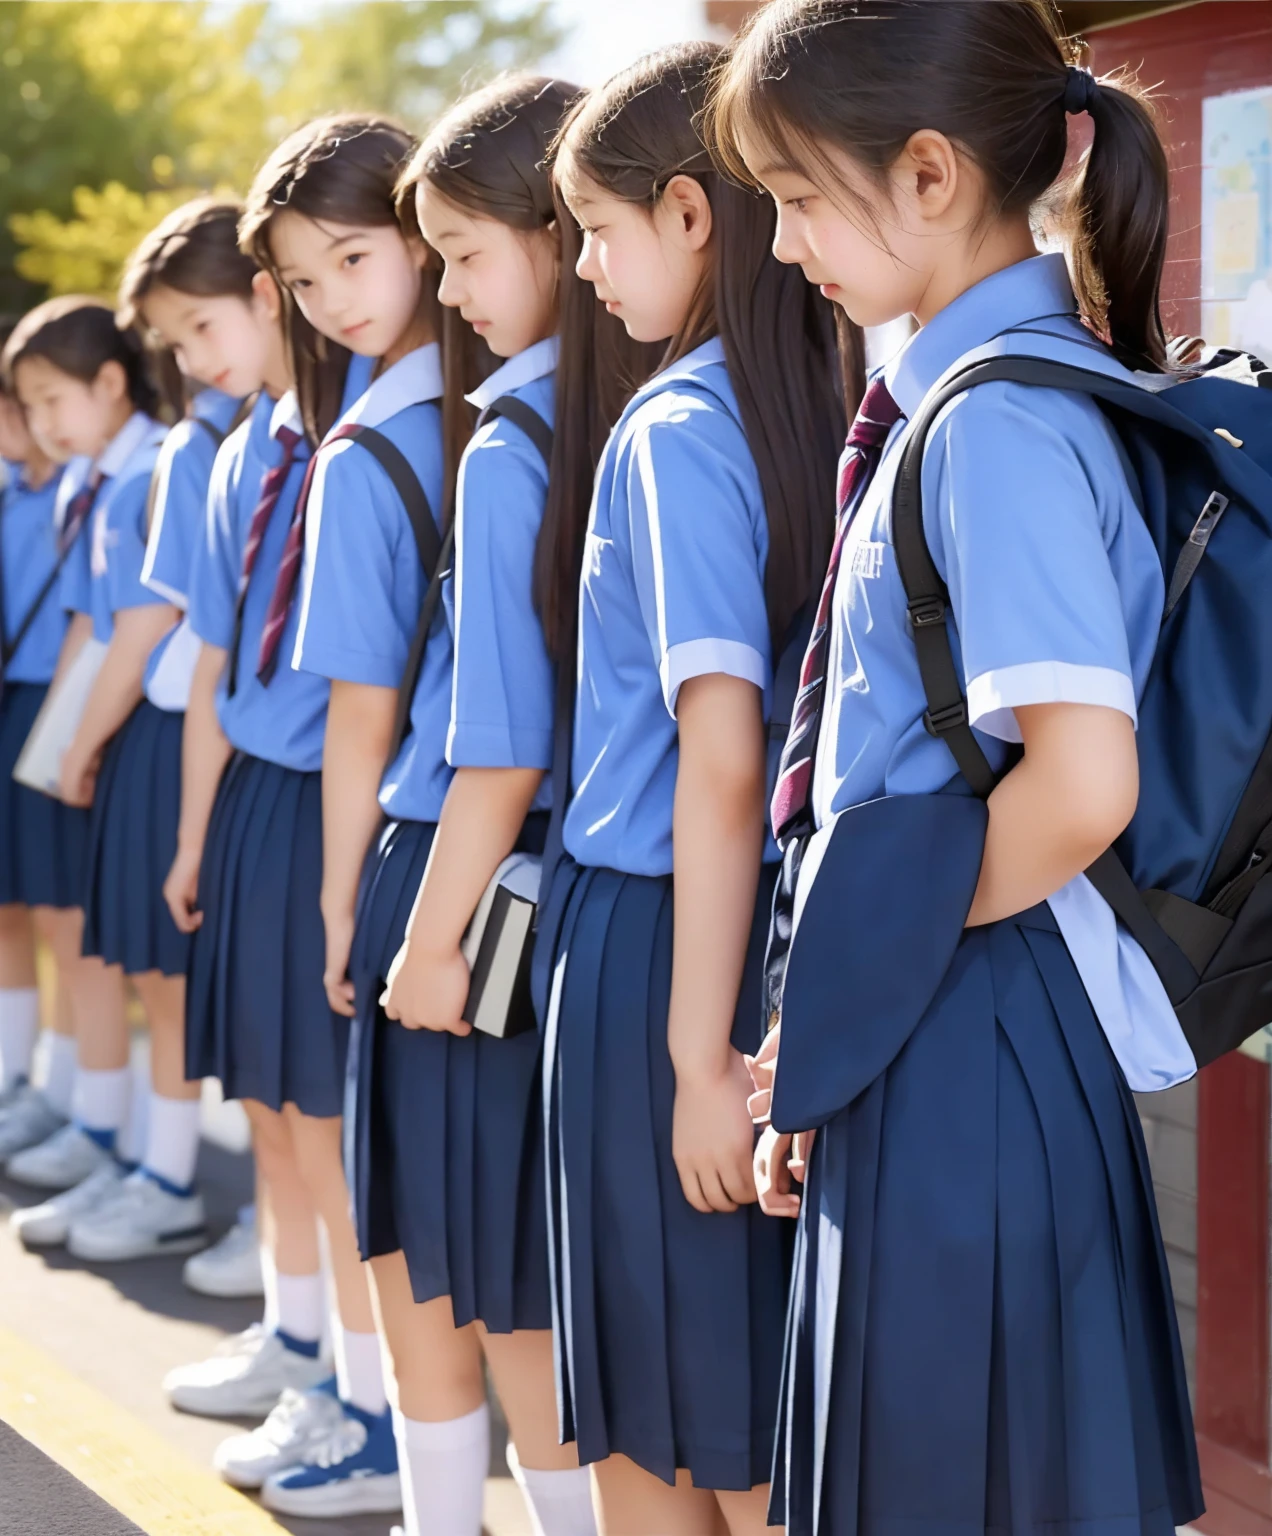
[82,700,187,976]
[185,752,345,1116]
[542,856,791,1491]
[773,903,1203,1536]
[346,815,552,1333]
[0,680,88,910]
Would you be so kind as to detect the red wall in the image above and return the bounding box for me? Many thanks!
[1089,2,1272,339]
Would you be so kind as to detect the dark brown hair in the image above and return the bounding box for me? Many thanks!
[711,0,1170,369]
[118,197,258,420]
[1,295,160,417]
[554,41,859,655]
[240,113,436,447]
[397,72,654,657]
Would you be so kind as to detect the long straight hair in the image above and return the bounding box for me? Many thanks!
[710,0,1170,370]
[117,197,258,422]
[239,114,438,447]
[554,41,860,653]
[398,73,659,660]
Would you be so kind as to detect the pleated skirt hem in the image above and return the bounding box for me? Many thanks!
[347,817,552,1334]
[185,752,345,1115]
[772,906,1203,1536]
[82,700,187,976]
[543,857,790,1492]
[0,681,88,911]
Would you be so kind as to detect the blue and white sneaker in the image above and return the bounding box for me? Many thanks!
[261,1399,401,1518]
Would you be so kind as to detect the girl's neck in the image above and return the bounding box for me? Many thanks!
[262,330,292,402]
[21,444,56,492]
[913,217,1039,328]
[92,398,137,461]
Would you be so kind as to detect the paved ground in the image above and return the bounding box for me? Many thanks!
[0,1108,531,1536]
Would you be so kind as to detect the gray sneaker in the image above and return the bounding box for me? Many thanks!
[0,1084,65,1162]
[7,1122,112,1190]
[12,1162,125,1247]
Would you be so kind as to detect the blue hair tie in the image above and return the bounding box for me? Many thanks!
[1064,66,1098,117]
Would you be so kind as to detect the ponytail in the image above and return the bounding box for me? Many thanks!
[711,0,1172,372]
[1067,72,1169,368]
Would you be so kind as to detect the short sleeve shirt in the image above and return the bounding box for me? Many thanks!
[0,460,66,684]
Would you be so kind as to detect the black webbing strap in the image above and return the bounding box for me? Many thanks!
[891,351,1201,995]
[0,475,95,684]
[484,393,554,464]
[344,425,441,578]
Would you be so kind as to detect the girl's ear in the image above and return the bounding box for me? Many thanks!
[251,269,283,322]
[895,129,961,223]
[93,358,128,405]
[659,173,713,253]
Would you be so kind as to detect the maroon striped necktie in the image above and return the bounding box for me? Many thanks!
[225,424,301,697]
[255,423,360,685]
[770,377,904,844]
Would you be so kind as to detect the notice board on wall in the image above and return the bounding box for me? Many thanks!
[1202,84,1272,358]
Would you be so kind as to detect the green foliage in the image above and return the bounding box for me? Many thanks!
[1,0,562,310]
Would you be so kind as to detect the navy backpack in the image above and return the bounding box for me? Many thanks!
[893,341,1272,1070]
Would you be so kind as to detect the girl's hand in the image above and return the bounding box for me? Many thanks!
[754,1124,803,1217]
[672,1048,760,1215]
[790,1128,817,1186]
[164,843,204,934]
[381,941,472,1036]
[59,741,99,808]
[322,908,357,1018]
[744,1022,780,1126]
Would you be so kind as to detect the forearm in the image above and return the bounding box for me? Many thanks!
[667,677,766,1079]
[69,604,177,763]
[402,766,544,956]
[320,680,396,928]
[966,702,1139,927]
[177,644,233,858]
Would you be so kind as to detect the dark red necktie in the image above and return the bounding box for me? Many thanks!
[770,377,904,844]
[59,468,106,556]
[225,425,301,696]
[256,424,360,685]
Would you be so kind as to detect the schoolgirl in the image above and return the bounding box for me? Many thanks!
[0,300,156,1239]
[710,3,1203,1532]
[37,201,255,1267]
[177,115,429,1522]
[0,325,81,1167]
[301,75,603,1536]
[159,218,334,1432]
[538,43,852,1536]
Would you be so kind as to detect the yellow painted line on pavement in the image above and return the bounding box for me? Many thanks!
[0,1325,284,1535]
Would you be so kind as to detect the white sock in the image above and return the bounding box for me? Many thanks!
[394,1403,489,1536]
[41,1033,76,1117]
[334,1322,387,1415]
[142,1093,202,1191]
[71,1065,131,1138]
[115,1059,150,1165]
[275,1270,324,1347]
[261,1246,279,1334]
[0,988,40,1092]
[506,1442,596,1536]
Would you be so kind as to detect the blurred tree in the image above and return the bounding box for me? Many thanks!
[2,0,562,309]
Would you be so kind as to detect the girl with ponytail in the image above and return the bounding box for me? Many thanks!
[710,3,1203,1532]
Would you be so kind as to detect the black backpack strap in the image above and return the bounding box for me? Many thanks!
[342,424,442,576]
[891,351,1201,995]
[482,394,553,465]
[2,494,89,674]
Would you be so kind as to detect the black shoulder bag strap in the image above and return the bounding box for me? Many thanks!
[891,351,1199,1002]
[1,477,94,679]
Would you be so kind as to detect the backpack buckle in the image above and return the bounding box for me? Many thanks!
[907,596,947,629]
[923,701,968,736]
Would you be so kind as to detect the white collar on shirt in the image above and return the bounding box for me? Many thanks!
[96,411,165,478]
[327,343,444,441]
[269,391,304,442]
[465,336,559,412]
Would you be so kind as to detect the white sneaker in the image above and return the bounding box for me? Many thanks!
[164,1323,328,1419]
[0,1084,66,1161]
[67,1169,207,1263]
[11,1162,125,1247]
[7,1123,112,1190]
[213,1378,343,1489]
[183,1214,263,1298]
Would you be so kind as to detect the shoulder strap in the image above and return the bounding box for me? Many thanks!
[482,394,553,466]
[341,423,441,577]
[2,499,88,672]
[194,415,227,451]
[890,351,1202,999]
